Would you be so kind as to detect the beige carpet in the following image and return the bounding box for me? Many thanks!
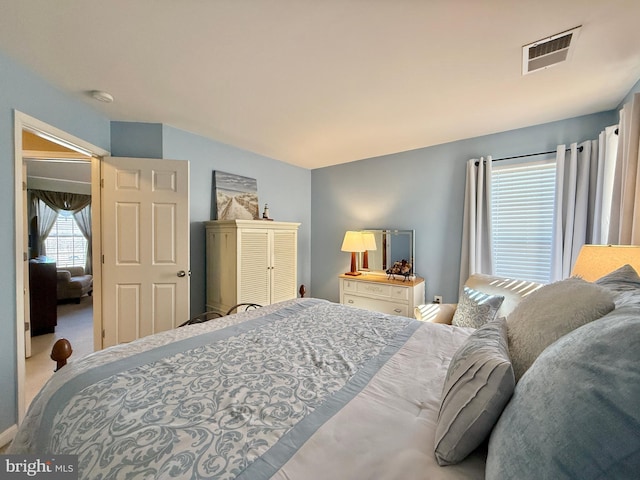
[26,296,94,408]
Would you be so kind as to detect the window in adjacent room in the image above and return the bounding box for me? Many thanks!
[44,210,87,268]
[491,158,556,284]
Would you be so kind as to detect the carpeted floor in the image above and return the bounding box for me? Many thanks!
[25,295,94,408]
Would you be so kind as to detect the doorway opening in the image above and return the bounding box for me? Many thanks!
[14,111,108,422]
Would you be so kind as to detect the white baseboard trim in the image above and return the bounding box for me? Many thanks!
[0,424,17,450]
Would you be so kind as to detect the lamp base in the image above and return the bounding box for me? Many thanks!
[344,271,362,276]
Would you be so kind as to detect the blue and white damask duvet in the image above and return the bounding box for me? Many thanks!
[11,299,486,479]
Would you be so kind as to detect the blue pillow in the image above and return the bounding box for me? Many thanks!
[595,264,640,307]
[486,306,640,479]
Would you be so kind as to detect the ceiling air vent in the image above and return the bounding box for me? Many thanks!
[522,26,581,75]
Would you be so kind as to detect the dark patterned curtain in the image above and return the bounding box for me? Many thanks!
[29,190,92,272]
[31,190,90,213]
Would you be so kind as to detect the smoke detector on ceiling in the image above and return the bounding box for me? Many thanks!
[90,90,114,103]
[522,26,581,75]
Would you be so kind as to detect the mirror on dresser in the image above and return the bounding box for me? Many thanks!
[358,229,415,276]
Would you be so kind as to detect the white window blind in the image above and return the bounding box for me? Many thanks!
[492,159,556,284]
[45,211,87,268]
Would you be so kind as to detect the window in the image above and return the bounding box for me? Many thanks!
[44,211,87,267]
[491,159,556,284]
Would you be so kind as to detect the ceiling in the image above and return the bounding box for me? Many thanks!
[1,1,639,169]
[23,131,92,192]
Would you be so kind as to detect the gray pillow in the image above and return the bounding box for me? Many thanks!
[506,277,614,381]
[452,286,504,329]
[434,317,515,466]
[486,306,640,479]
[595,264,640,307]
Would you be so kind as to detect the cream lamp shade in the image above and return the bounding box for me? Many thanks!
[341,231,366,276]
[361,232,377,270]
[362,232,377,251]
[571,245,640,281]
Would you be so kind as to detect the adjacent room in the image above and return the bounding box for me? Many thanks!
[23,131,95,406]
[0,1,639,478]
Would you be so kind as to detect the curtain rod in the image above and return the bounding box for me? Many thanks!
[492,145,583,163]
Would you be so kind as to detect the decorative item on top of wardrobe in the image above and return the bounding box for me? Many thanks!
[211,170,259,220]
[386,259,413,281]
[262,203,273,221]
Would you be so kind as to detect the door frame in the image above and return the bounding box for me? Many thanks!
[13,110,109,422]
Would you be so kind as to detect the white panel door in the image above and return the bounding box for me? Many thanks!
[102,157,190,347]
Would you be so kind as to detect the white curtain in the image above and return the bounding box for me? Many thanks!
[551,143,590,281]
[608,92,640,244]
[459,156,493,290]
[34,198,58,257]
[550,130,620,281]
[592,125,619,244]
[73,205,92,274]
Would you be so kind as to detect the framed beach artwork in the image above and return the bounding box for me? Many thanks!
[212,171,259,220]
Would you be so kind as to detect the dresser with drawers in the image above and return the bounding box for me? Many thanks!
[339,273,425,318]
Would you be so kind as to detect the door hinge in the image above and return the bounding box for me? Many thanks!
[23,252,27,261]
[102,254,105,263]
[25,321,30,332]
[101,179,104,188]
[102,329,105,339]
[22,181,27,191]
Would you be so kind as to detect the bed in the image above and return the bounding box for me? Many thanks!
[10,298,486,479]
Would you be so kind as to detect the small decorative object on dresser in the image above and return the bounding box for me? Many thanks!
[339,273,425,317]
[386,259,412,281]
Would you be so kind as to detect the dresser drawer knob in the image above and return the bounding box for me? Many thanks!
[348,299,354,304]
[394,308,402,313]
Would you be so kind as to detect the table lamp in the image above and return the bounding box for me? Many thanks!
[571,245,640,281]
[341,231,366,276]
[361,232,377,270]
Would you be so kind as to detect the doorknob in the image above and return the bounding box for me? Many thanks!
[177,270,187,277]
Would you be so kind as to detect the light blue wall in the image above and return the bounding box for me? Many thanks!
[0,51,111,434]
[162,125,312,315]
[111,122,163,158]
[310,110,618,305]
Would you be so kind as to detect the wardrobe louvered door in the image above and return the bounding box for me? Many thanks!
[272,230,298,303]
[238,229,271,305]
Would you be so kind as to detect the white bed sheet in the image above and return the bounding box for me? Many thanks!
[275,320,485,480]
